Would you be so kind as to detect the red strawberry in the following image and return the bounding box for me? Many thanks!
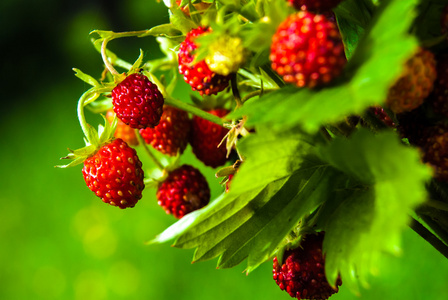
[82,138,145,209]
[139,105,191,156]
[421,124,448,182]
[190,108,230,168]
[178,27,231,96]
[429,54,448,117]
[386,48,436,114]
[273,232,342,300]
[106,109,139,146]
[111,73,164,129]
[288,0,342,12]
[156,164,210,218]
[270,11,346,88]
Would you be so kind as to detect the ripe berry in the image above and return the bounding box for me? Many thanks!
[111,73,164,129]
[421,124,448,182]
[288,0,342,12]
[106,109,138,146]
[178,27,231,95]
[273,232,342,300]
[82,138,145,209]
[156,164,210,218]
[190,108,230,168]
[139,105,191,156]
[270,11,346,88]
[385,48,436,114]
[429,54,448,117]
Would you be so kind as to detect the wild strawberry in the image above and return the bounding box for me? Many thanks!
[421,124,448,182]
[106,109,138,146]
[156,164,210,218]
[288,0,342,12]
[190,108,230,168]
[273,232,342,300]
[429,54,448,117]
[270,11,346,88]
[178,27,231,95]
[82,138,145,209]
[139,105,191,156]
[385,48,436,114]
[205,34,247,76]
[111,73,164,129]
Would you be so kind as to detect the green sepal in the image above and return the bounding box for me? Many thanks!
[72,68,100,87]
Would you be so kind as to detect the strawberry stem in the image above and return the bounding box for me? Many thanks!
[135,130,165,171]
[101,38,119,76]
[165,96,225,126]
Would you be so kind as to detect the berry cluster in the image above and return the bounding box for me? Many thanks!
[57,1,448,299]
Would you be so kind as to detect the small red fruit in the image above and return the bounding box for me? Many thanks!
[288,0,342,12]
[156,164,210,218]
[106,109,139,146]
[386,48,436,114]
[178,27,231,95]
[273,232,342,300]
[82,138,145,209]
[270,11,346,88]
[190,108,230,168]
[429,54,448,117]
[111,73,164,129]
[139,105,191,156]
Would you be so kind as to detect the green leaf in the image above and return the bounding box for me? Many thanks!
[336,16,364,60]
[316,129,432,291]
[230,0,418,133]
[139,23,184,38]
[228,126,315,195]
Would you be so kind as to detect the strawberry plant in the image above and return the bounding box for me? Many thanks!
[57,0,448,298]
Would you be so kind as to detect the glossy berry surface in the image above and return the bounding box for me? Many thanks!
[82,138,145,209]
[190,108,230,168]
[288,0,342,12]
[156,165,210,219]
[273,232,342,300]
[106,109,139,146]
[112,73,164,129]
[270,11,346,88]
[178,27,231,95]
[139,105,191,156]
[386,48,436,114]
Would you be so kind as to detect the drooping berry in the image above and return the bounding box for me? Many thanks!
[156,164,210,218]
[288,0,342,12]
[190,108,230,168]
[178,27,231,95]
[429,54,448,117]
[139,105,191,156]
[106,109,139,146]
[82,138,145,209]
[273,232,342,300]
[111,73,164,129]
[270,11,346,88]
[385,48,436,114]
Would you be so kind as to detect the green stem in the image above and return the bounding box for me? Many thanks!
[77,89,100,142]
[231,74,243,108]
[165,97,225,126]
[102,38,119,75]
[135,130,165,171]
[410,218,448,260]
[419,214,448,248]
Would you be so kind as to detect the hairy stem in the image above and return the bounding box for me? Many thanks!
[101,39,119,75]
[135,130,165,171]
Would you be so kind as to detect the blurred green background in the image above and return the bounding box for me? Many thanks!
[1,0,448,299]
